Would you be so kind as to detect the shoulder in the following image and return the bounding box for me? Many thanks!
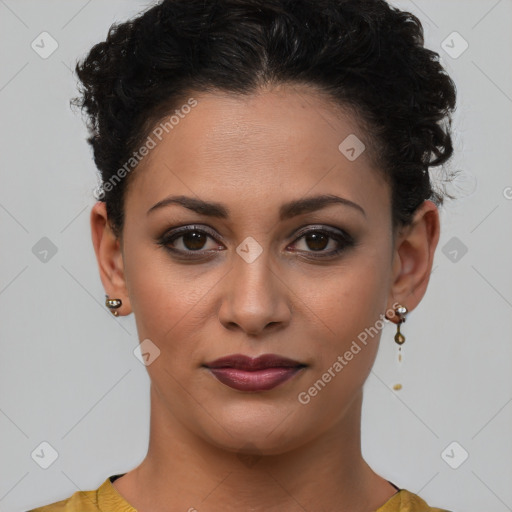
[26,476,123,512]
[377,488,454,512]
[27,490,98,512]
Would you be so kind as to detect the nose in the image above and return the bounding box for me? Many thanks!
[217,247,292,337]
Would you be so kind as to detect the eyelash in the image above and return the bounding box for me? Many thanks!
[156,224,355,260]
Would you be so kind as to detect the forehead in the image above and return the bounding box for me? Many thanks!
[124,84,389,220]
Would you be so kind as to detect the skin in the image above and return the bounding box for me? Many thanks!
[91,83,440,512]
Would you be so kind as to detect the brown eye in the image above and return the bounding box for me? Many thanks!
[159,225,223,255]
[303,232,329,251]
[181,230,208,250]
[158,224,354,261]
[289,226,354,259]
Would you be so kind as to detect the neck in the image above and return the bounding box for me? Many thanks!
[113,385,396,512]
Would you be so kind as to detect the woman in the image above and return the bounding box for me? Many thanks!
[29,0,457,510]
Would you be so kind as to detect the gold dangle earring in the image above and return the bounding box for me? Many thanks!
[394,304,408,361]
[389,304,407,391]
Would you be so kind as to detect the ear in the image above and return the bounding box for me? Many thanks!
[90,201,132,316]
[386,199,440,320]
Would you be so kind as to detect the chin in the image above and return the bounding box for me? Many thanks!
[197,407,312,456]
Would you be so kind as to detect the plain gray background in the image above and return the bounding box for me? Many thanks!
[0,1,511,511]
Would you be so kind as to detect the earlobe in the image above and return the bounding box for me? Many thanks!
[387,200,440,314]
[90,201,132,315]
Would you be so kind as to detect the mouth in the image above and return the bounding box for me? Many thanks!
[203,354,307,392]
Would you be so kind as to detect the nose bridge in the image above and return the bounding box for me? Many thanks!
[231,238,277,305]
[218,236,291,334]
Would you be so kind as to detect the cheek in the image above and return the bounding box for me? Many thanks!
[293,268,388,416]
[295,259,390,339]
[123,243,222,358]
[291,254,391,388]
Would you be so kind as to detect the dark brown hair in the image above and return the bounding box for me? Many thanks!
[71,0,457,238]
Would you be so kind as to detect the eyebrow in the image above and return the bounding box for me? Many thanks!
[147,193,366,220]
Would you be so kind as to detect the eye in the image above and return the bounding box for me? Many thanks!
[288,226,354,258]
[158,225,224,255]
[157,224,354,260]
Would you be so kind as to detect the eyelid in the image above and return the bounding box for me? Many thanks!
[292,223,349,237]
[162,224,225,242]
[161,223,350,244]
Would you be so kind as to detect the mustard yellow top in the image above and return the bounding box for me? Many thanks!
[28,475,452,512]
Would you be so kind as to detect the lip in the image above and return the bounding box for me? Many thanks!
[203,354,306,392]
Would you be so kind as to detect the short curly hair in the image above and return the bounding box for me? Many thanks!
[71,0,457,239]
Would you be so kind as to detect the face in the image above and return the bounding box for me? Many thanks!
[110,84,403,454]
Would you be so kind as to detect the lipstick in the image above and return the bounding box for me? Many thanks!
[203,354,306,392]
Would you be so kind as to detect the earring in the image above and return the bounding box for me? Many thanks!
[105,294,122,316]
[394,304,408,345]
[391,304,408,390]
[394,304,408,368]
